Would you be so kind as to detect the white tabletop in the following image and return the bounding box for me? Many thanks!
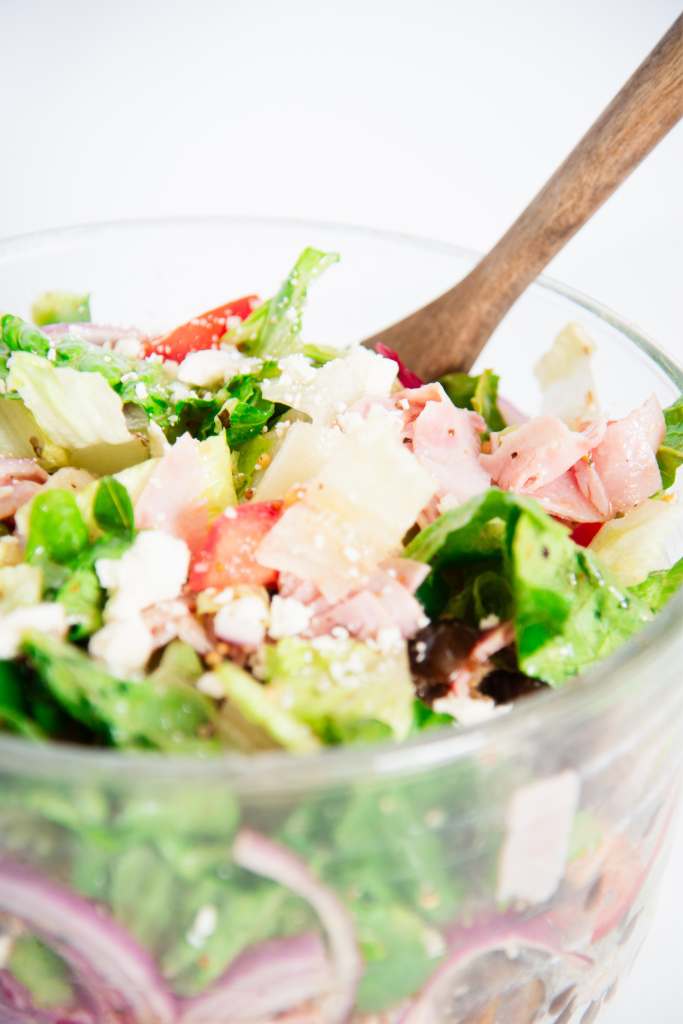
[2,0,682,1019]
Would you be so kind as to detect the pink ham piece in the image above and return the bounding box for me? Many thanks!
[532,469,605,524]
[413,401,491,509]
[0,458,48,520]
[584,396,665,515]
[280,559,429,642]
[393,383,491,510]
[480,416,605,493]
[135,434,209,551]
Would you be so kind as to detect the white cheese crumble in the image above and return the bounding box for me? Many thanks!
[214,590,270,648]
[177,348,255,387]
[113,335,144,359]
[268,596,311,638]
[497,770,580,906]
[0,603,67,658]
[261,348,397,425]
[187,904,218,948]
[197,672,227,699]
[96,530,190,621]
[89,618,154,675]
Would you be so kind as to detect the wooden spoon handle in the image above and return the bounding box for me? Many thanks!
[368,14,683,380]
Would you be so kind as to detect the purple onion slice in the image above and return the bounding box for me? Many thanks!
[0,860,177,1024]
[181,932,329,1024]
[41,324,144,347]
[232,829,361,1024]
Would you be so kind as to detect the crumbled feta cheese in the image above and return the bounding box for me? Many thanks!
[261,348,397,425]
[0,603,67,658]
[433,693,511,725]
[134,381,149,400]
[177,348,256,388]
[96,530,190,620]
[197,672,227,698]
[268,596,311,638]
[113,335,144,359]
[187,904,218,948]
[0,933,13,968]
[214,590,270,648]
[497,770,580,905]
[89,618,154,675]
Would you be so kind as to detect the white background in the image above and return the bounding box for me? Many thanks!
[2,0,682,1019]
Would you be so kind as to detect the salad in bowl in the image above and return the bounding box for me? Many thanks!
[0,226,682,1024]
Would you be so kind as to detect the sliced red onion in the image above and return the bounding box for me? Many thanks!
[0,860,177,1024]
[374,344,423,388]
[181,932,329,1024]
[401,913,591,1024]
[41,324,144,347]
[232,830,361,1024]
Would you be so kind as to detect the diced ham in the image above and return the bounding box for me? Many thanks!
[275,559,429,642]
[412,399,491,509]
[573,457,611,518]
[589,396,665,515]
[0,458,49,520]
[480,416,605,493]
[533,469,605,524]
[135,434,209,551]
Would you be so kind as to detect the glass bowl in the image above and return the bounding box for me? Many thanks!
[1,218,682,1024]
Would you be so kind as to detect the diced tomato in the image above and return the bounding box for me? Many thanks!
[145,295,259,361]
[188,501,283,591]
[570,522,603,547]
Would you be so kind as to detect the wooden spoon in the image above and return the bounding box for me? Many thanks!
[365,14,683,382]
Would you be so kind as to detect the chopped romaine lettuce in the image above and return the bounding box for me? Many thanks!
[198,433,236,516]
[92,477,135,540]
[8,352,134,449]
[0,396,68,468]
[630,557,683,613]
[31,290,91,327]
[8,936,73,1008]
[439,368,505,431]
[26,490,90,567]
[231,248,339,358]
[407,489,654,686]
[657,396,683,489]
[21,633,223,752]
[0,564,43,613]
[208,660,320,753]
[588,498,681,587]
[264,636,415,742]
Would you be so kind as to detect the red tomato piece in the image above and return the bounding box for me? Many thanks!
[188,501,283,591]
[145,295,259,361]
[570,522,603,547]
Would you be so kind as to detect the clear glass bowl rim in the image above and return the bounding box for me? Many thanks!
[1,214,682,794]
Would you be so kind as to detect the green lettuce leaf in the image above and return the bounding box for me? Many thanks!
[264,636,415,742]
[208,660,320,753]
[439,368,505,431]
[93,477,135,539]
[406,489,653,686]
[8,936,73,1009]
[231,247,339,358]
[657,396,683,489]
[7,351,134,450]
[630,557,683,613]
[0,395,68,467]
[31,290,91,327]
[21,632,224,752]
[26,490,90,567]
